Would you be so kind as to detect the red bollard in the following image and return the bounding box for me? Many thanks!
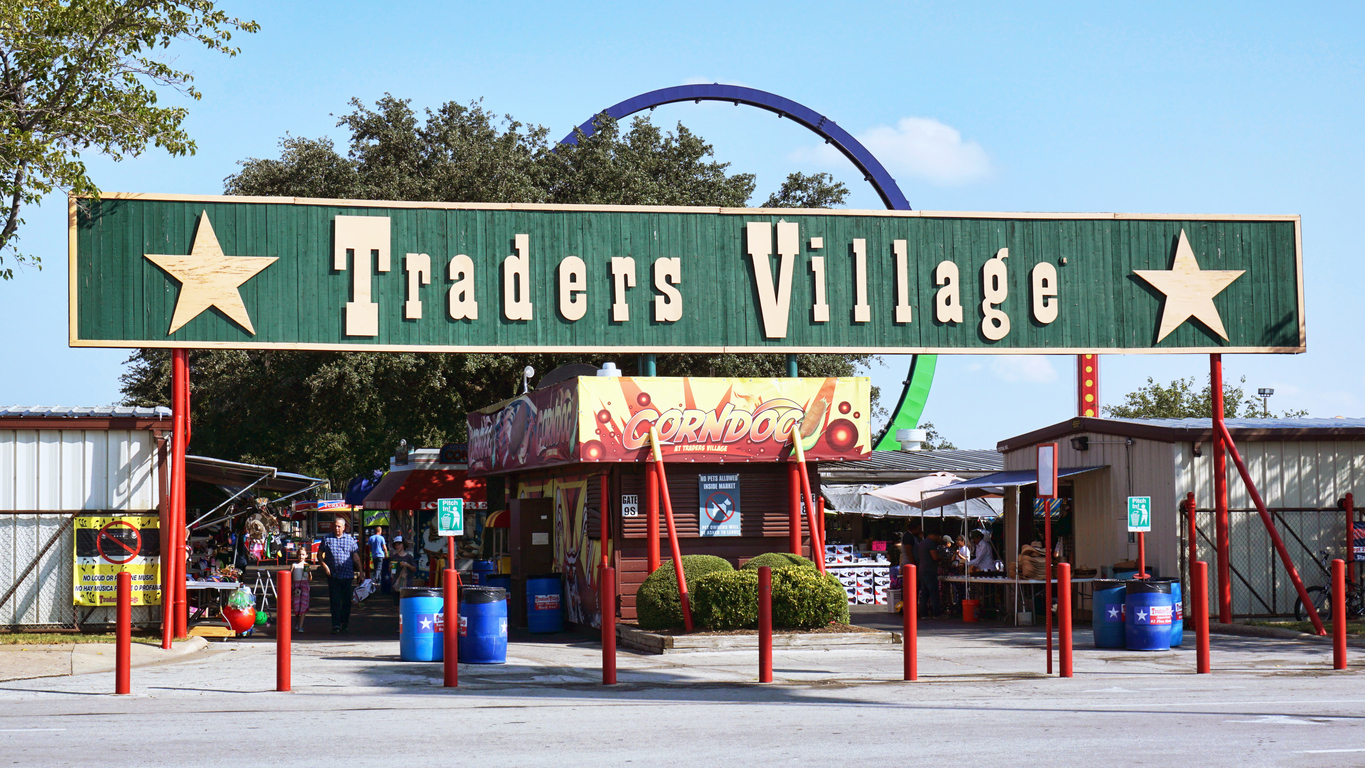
[443,569,458,688]
[1195,561,1210,673]
[602,566,617,685]
[1058,562,1073,678]
[115,571,131,695]
[1333,559,1347,670]
[276,570,291,692]
[903,564,917,681]
[758,566,773,683]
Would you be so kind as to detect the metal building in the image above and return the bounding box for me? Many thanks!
[995,417,1363,618]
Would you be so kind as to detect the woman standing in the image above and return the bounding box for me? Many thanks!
[290,547,314,633]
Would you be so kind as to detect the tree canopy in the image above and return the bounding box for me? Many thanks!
[0,0,257,278]
[123,96,875,486]
[1103,375,1307,420]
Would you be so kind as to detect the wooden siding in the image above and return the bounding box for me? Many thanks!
[73,195,1304,354]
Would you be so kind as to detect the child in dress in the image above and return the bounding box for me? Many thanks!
[290,546,314,633]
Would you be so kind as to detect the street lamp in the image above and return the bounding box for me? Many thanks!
[1257,387,1274,418]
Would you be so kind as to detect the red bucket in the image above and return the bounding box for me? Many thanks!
[962,599,980,623]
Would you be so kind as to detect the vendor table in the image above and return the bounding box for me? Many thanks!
[941,575,1098,625]
[185,581,243,624]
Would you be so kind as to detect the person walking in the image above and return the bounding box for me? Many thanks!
[367,526,389,582]
[390,538,417,604]
[319,517,361,634]
[916,532,944,618]
[290,546,314,633]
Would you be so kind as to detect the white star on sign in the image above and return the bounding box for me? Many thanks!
[419,617,432,630]
[144,212,277,335]
[1132,229,1244,342]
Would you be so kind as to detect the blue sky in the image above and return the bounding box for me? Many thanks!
[2,1,1362,449]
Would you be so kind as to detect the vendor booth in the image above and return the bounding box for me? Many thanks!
[467,373,871,628]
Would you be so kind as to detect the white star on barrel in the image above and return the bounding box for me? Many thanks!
[1132,229,1244,342]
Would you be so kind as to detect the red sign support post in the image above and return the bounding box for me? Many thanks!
[1037,443,1058,675]
[787,462,801,557]
[790,429,825,575]
[903,564,917,681]
[1211,354,1233,623]
[115,571,131,695]
[443,569,458,687]
[758,566,772,683]
[171,348,190,641]
[276,569,291,692]
[1346,493,1356,584]
[648,427,692,632]
[645,469,660,573]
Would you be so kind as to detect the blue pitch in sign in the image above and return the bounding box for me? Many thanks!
[698,474,741,537]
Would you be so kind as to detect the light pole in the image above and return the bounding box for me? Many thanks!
[1257,387,1274,418]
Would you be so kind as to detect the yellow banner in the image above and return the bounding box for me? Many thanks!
[73,514,162,607]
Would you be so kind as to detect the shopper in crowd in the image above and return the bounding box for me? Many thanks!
[390,537,417,603]
[899,523,923,568]
[367,526,389,582]
[290,546,314,633]
[968,529,997,574]
[319,517,361,634]
[916,532,944,617]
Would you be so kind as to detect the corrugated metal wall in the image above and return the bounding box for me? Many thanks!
[0,429,160,627]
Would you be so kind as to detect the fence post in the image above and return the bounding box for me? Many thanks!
[602,566,617,685]
[903,564,917,681]
[115,571,131,695]
[1058,562,1073,678]
[1195,561,1210,674]
[443,569,458,688]
[759,566,772,683]
[276,569,291,692]
[1333,559,1347,671]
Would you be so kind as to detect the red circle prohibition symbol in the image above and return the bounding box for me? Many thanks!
[703,492,736,524]
[96,520,141,565]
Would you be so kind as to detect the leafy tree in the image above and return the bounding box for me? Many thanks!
[918,421,957,450]
[126,96,874,485]
[0,1,257,279]
[1103,375,1307,419]
[762,171,849,209]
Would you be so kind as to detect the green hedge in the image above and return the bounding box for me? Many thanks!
[740,552,816,571]
[692,570,759,630]
[635,555,734,630]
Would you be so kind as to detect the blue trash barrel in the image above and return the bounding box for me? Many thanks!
[459,586,508,664]
[1151,577,1184,647]
[1125,580,1174,651]
[473,560,497,585]
[398,588,445,662]
[526,573,565,633]
[485,574,511,593]
[1092,579,1126,648]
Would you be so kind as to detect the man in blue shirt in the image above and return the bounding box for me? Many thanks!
[319,517,361,634]
[367,526,389,583]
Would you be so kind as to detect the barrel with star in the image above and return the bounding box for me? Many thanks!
[1124,580,1174,651]
[1092,579,1127,648]
[459,586,509,664]
[399,587,446,662]
[1150,577,1184,647]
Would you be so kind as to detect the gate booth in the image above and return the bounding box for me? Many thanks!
[467,374,872,628]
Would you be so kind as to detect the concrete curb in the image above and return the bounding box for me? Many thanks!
[617,624,899,654]
[0,636,212,682]
[1210,621,1365,648]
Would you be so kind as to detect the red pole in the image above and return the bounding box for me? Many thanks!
[790,431,825,575]
[1058,562,1072,678]
[158,435,172,651]
[903,564,917,681]
[1214,419,1327,635]
[600,474,610,570]
[1211,354,1232,624]
[817,497,826,560]
[787,462,802,556]
[172,348,188,641]
[276,569,291,692]
[1195,560,1210,673]
[443,568,458,687]
[1137,532,1147,580]
[758,566,772,683]
[645,466,660,573]
[1185,492,1196,593]
[1045,497,1053,675]
[115,571,131,695]
[1346,493,1356,584]
[649,428,692,632]
[1333,559,1347,670]
[602,566,617,684]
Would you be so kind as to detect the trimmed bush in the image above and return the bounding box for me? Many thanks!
[692,570,759,630]
[771,567,851,629]
[635,555,734,630]
[741,552,816,571]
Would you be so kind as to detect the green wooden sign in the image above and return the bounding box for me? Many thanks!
[69,194,1305,353]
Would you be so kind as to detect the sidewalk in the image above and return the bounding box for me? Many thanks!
[0,637,212,682]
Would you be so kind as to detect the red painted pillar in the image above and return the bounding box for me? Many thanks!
[1058,562,1073,678]
[1346,493,1356,584]
[1137,532,1147,580]
[788,462,802,556]
[115,571,131,695]
[817,497,826,561]
[1045,497,1053,675]
[1077,354,1099,417]
[903,564,917,681]
[158,433,173,651]
[1185,492,1197,593]
[1211,354,1232,623]
[758,566,772,683]
[444,568,458,687]
[172,348,189,641]
[600,474,610,570]
[645,467,660,573]
[602,566,617,685]
[1333,559,1347,671]
[649,430,692,633]
[276,569,291,692]
[1195,561,1210,673]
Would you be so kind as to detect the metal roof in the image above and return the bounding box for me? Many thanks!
[817,449,1003,483]
[1116,417,1365,430]
[999,416,1365,452]
[0,405,170,419]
